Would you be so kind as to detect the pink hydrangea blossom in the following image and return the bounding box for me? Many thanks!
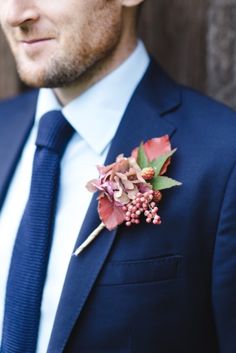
[86,155,151,230]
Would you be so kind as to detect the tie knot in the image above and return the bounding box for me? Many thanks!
[36,110,74,156]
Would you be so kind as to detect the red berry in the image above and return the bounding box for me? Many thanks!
[141,167,155,181]
[153,190,162,203]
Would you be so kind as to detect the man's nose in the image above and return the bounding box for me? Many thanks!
[4,0,39,27]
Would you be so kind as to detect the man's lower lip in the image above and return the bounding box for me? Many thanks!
[21,39,53,50]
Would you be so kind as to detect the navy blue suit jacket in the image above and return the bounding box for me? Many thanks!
[1,61,236,353]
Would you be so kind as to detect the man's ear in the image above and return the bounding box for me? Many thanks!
[121,0,144,7]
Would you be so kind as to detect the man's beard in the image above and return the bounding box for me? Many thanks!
[15,28,121,89]
[16,52,102,89]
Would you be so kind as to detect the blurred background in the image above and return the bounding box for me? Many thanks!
[0,0,236,109]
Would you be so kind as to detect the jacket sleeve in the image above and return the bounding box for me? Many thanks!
[212,162,236,353]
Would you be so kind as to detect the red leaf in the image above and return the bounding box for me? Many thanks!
[132,135,171,162]
[144,135,171,161]
[98,197,126,231]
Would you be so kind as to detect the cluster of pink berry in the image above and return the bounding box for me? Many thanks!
[122,190,161,227]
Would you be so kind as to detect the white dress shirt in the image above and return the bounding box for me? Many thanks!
[0,41,150,353]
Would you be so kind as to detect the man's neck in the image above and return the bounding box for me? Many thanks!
[53,37,138,106]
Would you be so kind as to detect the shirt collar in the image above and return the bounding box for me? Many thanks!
[35,40,150,155]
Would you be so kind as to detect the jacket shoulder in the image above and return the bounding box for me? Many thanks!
[174,85,236,159]
[181,86,236,122]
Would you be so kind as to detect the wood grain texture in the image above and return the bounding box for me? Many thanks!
[207,0,236,109]
[0,33,19,99]
[139,0,210,92]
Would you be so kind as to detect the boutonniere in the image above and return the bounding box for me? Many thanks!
[74,135,181,256]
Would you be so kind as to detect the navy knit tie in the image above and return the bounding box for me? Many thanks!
[1,111,74,353]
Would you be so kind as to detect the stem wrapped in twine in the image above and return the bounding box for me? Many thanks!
[73,222,105,256]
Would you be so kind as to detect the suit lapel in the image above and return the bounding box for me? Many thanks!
[47,61,181,353]
[0,90,38,210]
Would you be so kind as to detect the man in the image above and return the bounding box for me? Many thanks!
[0,0,236,352]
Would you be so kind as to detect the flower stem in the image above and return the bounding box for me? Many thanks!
[73,222,106,256]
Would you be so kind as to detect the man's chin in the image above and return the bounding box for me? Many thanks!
[17,68,53,88]
[17,65,44,88]
[19,77,46,88]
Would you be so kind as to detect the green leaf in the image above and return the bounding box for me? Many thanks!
[152,175,182,190]
[150,148,177,176]
[137,143,148,169]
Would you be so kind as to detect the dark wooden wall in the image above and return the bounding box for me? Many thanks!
[1,0,236,109]
[0,31,19,98]
[139,0,210,93]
